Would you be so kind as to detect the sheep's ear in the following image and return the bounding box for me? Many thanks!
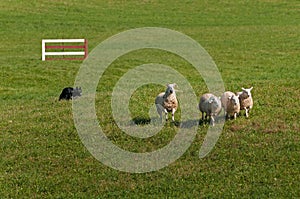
[250,86,253,91]
[242,87,246,91]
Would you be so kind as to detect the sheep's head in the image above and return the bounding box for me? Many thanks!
[208,96,221,110]
[228,95,239,105]
[241,87,253,98]
[164,83,177,97]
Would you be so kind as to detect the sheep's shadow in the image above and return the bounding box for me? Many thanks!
[131,117,181,127]
[198,119,207,126]
[130,117,226,128]
[132,117,151,125]
[198,115,226,126]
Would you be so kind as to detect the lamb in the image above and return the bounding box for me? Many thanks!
[236,87,253,118]
[221,91,240,120]
[155,83,178,122]
[198,93,222,126]
[59,87,82,101]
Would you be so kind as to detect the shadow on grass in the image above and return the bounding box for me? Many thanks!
[132,116,181,127]
[131,116,227,128]
[198,115,226,126]
[132,117,151,125]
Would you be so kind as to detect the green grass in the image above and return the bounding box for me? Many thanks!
[1,0,299,198]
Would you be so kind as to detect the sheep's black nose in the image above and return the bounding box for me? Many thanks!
[170,90,173,93]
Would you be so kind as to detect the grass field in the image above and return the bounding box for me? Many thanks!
[1,0,299,198]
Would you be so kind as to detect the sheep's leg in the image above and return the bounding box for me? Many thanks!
[234,113,237,120]
[164,109,168,121]
[210,116,215,126]
[171,108,175,122]
[159,112,163,122]
[245,107,249,118]
[201,112,204,121]
[156,104,163,122]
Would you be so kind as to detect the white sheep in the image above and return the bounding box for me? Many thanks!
[236,87,253,118]
[155,83,178,122]
[221,91,240,120]
[198,93,222,126]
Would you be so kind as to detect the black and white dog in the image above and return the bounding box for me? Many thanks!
[59,87,82,101]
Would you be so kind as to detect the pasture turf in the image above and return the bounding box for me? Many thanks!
[0,0,299,198]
